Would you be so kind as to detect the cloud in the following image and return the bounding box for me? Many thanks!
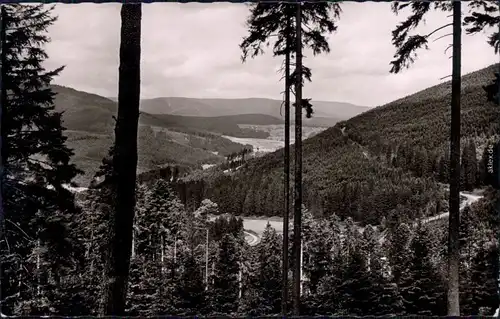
[45,2,499,106]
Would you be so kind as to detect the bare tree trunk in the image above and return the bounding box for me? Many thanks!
[292,2,303,316]
[0,6,7,310]
[205,228,209,290]
[160,234,164,274]
[447,0,462,316]
[282,13,291,317]
[36,238,41,297]
[238,263,242,299]
[299,238,303,296]
[131,227,135,259]
[102,3,142,316]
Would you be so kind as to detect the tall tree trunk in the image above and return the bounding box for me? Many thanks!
[0,6,6,311]
[292,2,303,316]
[282,14,291,317]
[102,3,142,316]
[447,0,462,316]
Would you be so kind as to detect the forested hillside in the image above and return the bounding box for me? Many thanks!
[179,64,500,226]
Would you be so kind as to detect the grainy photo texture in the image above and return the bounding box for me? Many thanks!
[0,1,499,317]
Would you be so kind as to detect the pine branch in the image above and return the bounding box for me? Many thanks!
[390,23,453,74]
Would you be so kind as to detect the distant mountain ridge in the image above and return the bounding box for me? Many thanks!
[137,96,370,126]
[104,96,370,127]
[53,85,283,135]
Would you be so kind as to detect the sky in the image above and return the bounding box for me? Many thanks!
[44,2,499,107]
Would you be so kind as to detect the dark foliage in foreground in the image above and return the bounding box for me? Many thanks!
[64,184,498,316]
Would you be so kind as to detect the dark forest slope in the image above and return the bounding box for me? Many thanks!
[179,64,500,225]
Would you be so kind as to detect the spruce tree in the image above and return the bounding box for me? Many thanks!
[362,226,403,316]
[302,215,337,298]
[460,140,478,191]
[337,247,374,316]
[239,248,261,316]
[241,4,341,314]
[458,206,476,315]
[315,253,343,315]
[438,147,451,184]
[257,224,282,315]
[389,3,498,312]
[399,224,446,316]
[209,234,240,315]
[482,72,500,105]
[76,150,116,315]
[467,238,499,315]
[127,180,191,316]
[478,145,490,186]
[0,4,83,315]
[176,251,206,315]
[467,139,478,189]
[386,223,411,286]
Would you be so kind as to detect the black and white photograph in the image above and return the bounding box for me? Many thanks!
[0,0,499,317]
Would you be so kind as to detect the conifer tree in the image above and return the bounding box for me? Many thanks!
[458,206,477,315]
[302,214,337,298]
[389,3,464,312]
[482,72,500,105]
[460,140,478,191]
[399,224,446,315]
[362,226,403,316]
[466,231,499,315]
[439,147,451,183]
[315,253,343,315]
[176,251,206,315]
[386,223,411,286]
[336,247,374,316]
[125,254,162,316]
[478,145,490,186]
[256,224,282,315]
[76,149,116,315]
[239,248,261,316]
[241,4,341,313]
[0,4,83,315]
[209,234,240,315]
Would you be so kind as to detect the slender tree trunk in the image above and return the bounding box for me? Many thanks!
[160,234,164,274]
[282,15,291,317]
[0,6,6,310]
[447,0,461,316]
[292,2,302,316]
[205,228,209,290]
[102,3,142,316]
[36,238,41,297]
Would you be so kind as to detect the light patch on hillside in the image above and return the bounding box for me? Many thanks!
[243,218,284,236]
[238,124,326,141]
[222,135,285,153]
[224,124,327,153]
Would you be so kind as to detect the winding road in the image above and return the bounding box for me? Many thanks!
[422,190,483,224]
[241,189,485,246]
[244,231,260,246]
